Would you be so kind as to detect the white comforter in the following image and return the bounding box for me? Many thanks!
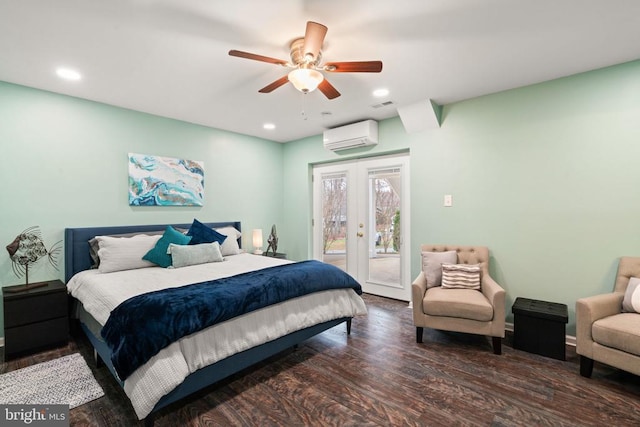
[66,253,367,419]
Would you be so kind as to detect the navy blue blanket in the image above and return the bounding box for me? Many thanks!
[101,260,362,380]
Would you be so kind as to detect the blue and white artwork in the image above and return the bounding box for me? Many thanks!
[128,153,204,206]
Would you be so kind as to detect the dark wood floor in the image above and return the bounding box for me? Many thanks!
[2,293,640,426]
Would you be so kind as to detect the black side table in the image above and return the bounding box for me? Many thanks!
[3,280,69,359]
[263,252,287,260]
[512,297,568,361]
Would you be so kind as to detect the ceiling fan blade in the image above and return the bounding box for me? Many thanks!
[303,21,328,61]
[229,50,288,66]
[317,79,341,100]
[258,75,290,93]
[324,61,383,73]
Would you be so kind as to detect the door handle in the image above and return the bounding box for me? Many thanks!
[357,232,364,237]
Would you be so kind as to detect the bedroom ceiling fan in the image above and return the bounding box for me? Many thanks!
[228,21,382,100]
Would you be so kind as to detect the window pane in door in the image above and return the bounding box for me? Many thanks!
[321,173,347,272]
[368,168,401,286]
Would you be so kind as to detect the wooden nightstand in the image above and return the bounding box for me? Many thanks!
[3,280,69,359]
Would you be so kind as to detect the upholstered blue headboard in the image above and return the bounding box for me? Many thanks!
[64,221,241,283]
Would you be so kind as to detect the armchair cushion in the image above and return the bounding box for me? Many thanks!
[622,277,640,313]
[423,287,493,322]
[422,250,457,288]
[592,313,640,357]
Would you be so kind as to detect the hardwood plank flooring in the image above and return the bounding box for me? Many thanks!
[2,293,640,426]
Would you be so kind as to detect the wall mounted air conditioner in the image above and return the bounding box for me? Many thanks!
[323,120,378,151]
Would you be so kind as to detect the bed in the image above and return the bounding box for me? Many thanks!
[64,221,367,425]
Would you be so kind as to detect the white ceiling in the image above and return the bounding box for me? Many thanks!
[1,0,640,143]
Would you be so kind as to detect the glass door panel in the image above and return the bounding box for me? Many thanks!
[367,168,401,286]
[320,172,348,272]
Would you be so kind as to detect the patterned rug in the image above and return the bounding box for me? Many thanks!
[0,353,104,409]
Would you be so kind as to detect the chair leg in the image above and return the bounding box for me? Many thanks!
[580,356,594,378]
[492,336,502,355]
[416,327,423,343]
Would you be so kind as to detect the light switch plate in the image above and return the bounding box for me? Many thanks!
[444,194,453,207]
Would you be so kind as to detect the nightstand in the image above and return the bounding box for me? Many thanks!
[3,280,69,359]
[263,252,287,260]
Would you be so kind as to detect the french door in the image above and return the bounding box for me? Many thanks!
[312,154,410,301]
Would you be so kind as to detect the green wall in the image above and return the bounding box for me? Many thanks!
[282,60,640,335]
[0,81,284,335]
[2,59,639,338]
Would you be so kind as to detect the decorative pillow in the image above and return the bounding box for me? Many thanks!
[187,219,227,246]
[89,230,166,268]
[441,263,481,290]
[215,226,243,256]
[422,251,458,288]
[168,242,224,268]
[142,226,192,268]
[96,234,161,273]
[622,277,640,313]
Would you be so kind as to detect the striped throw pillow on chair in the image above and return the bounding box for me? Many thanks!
[441,263,481,290]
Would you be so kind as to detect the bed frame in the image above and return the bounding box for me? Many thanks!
[64,222,352,426]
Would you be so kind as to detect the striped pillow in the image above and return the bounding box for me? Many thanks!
[622,277,640,313]
[441,263,481,290]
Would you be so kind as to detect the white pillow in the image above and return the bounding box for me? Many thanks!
[168,242,224,268]
[622,277,640,313]
[89,230,165,268]
[96,234,161,273]
[422,251,458,288]
[214,226,242,256]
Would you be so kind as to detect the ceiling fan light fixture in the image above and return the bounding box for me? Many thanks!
[288,68,324,93]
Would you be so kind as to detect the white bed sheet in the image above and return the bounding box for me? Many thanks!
[66,254,367,419]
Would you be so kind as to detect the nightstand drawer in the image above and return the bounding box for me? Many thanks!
[4,291,67,328]
[5,316,69,357]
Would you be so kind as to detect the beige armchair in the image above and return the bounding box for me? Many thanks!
[576,256,640,377]
[412,245,506,354]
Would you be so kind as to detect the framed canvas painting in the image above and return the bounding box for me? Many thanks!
[128,153,204,206]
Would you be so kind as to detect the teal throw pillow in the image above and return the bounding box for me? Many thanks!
[143,226,192,268]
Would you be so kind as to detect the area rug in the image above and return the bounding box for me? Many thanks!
[0,353,104,409]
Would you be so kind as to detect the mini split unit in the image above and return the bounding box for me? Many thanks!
[323,120,378,151]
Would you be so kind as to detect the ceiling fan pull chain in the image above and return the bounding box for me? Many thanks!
[301,92,308,120]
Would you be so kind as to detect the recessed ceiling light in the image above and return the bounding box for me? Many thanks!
[373,88,389,97]
[263,123,276,130]
[56,67,82,81]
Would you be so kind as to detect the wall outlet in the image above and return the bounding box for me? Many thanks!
[444,194,453,207]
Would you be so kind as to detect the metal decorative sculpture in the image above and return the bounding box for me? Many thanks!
[5,226,61,292]
[265,224,279,256]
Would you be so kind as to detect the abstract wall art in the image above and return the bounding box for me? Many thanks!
[128,153,204,206]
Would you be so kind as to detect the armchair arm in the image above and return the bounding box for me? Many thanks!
[576,292,624,357]
[411,272,428,321]
[481,275,506,336]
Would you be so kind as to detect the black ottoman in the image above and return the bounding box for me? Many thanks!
[512,297,568,361]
